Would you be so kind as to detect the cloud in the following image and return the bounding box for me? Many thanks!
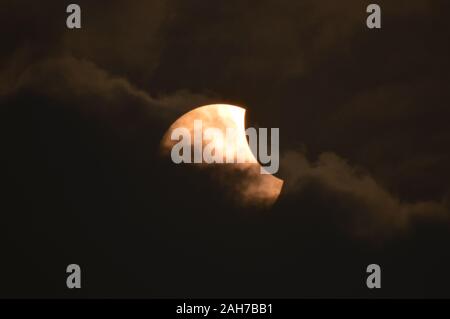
[1,0,448,241]
[0,1,216,119]
[1,55,214,119]
[160,0,433,83]
[14,56,153,102]
[281,150,449,239]
[62,0,171,85]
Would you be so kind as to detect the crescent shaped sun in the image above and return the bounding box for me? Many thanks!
[161,104,284,207]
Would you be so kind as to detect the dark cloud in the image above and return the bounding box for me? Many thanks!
[0,1,214,115]
[2,55,212,117]
[281,150,449,239]
[1,0,450,297]
[62,0,170,86]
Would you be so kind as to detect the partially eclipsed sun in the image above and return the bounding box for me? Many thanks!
[161,104,283,207]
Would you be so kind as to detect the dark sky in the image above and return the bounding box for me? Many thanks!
[1,0,450,298]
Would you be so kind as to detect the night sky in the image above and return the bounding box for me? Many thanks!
[1,0,450,298]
